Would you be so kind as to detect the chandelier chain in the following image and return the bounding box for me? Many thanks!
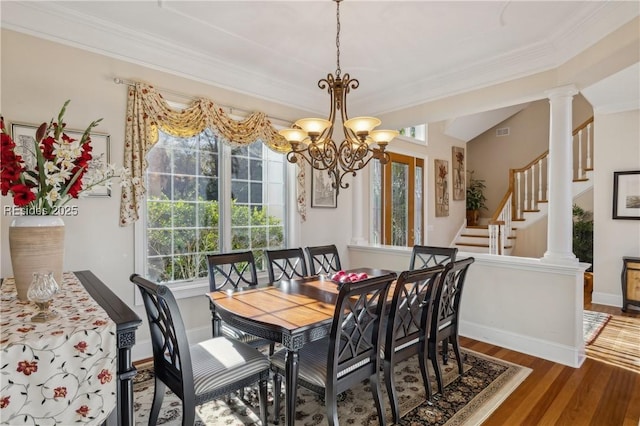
[335,0,341,77]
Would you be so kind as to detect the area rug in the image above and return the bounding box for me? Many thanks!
[133,348,530,425]
[586,314,640,374]
[583,310,611,345]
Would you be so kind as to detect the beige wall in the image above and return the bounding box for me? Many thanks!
[466,95,593,220]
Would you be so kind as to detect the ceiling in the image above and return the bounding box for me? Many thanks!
[1,1,638,138]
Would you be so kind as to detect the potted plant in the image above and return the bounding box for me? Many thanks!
[466,171,487,226]
[573,204,594,299]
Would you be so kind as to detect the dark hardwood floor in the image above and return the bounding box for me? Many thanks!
[462,300,640,426]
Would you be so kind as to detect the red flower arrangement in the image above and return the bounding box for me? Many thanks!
[0,101,123,215]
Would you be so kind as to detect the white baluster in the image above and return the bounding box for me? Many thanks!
[524,169,529,211]
[531,162,537,210]
[505,199,512,238]
[489,223,497,255]
[516,172,522,219]
[586,123,592,170]
[545,156,549,202]
[577,130,584,178]
[538,158,543,202]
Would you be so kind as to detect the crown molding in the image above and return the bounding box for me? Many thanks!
[0,1,325,114]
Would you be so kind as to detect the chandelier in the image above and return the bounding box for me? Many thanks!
[278,0,398,194]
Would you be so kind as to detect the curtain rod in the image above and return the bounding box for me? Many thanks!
[113,77,292,125]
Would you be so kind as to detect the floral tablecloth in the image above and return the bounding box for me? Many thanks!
[0,272,117,425]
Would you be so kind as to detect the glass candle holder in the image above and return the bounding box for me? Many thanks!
[27,272,59,322]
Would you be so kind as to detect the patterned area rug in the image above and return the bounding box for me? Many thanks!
[586,314,640,374]
[133,349,530,425]
[583,310,612,345]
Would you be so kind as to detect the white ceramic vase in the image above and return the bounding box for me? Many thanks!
[9,216,65,301]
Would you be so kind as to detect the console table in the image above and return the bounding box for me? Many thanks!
[622,257,640,312]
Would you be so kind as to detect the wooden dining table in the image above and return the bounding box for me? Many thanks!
[207,267,396,426]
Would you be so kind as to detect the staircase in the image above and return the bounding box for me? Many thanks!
[454,117,594,254]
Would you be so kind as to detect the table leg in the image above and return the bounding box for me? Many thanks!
[284,349,299,426]
[117,332,138,426]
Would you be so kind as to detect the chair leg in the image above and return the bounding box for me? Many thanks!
[418,346,433,402]
[269,342,275,356]
[273,372,282,425]
[430,340,444,394]
[383,358,401,423]
[451,335,463,375]
[258,376,268,425]
[325,387,339,426]
[239,387,245,400]
[442,338,449,364]
[149,377,165,426]
[369,371,386,426]
[182,399,195,426]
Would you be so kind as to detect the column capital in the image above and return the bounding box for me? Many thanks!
[545,84,579,100]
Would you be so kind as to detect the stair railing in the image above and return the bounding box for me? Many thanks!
[486,116,594,254]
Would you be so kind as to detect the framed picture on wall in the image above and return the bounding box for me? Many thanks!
[11,122,112,197]
[452,146,465,201]
[613,170,640,219]
[435,159,449,217]
[311,168,337,208]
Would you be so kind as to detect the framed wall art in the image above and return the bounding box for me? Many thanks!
[11,122,112,197]
[311,168,337,208]
[452,146,465,201]
[613,170,640,220]
[435,159,449,217]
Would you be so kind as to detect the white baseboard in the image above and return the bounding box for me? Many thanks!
[132,325,212,362]
[591,291,622,307]
[460,320,585,368]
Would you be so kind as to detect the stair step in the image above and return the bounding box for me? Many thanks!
[573,178,589,182]
[466,225,488,229]
[523,209,541,213]
[456,242,513,249]
[461,234,489,238]
[456,242,490,248]
[538,200,548,203]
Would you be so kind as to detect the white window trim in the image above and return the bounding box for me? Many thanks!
[133,142,301,306]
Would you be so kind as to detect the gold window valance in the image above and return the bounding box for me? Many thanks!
[119,82,306,226]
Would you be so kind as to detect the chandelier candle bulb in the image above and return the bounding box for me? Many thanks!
[279,128,308,144]
[370,129,400,145]
[294,118,332,136]
[343,117,381,135]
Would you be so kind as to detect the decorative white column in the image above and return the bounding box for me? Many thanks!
[350,172,367,245]
[542,84,579,265]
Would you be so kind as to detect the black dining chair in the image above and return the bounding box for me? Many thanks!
[428,257,475,394]
[206,251,276,355]
[305,244,342,275]
[130,274,269,426]
[409,245,458,270]
[383,265,445,422]
[265,248,308,283]
[271,273,396,426]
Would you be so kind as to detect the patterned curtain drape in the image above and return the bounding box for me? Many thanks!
[119,82,306,226]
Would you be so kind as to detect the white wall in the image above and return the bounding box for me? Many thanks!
[592,109,640,307]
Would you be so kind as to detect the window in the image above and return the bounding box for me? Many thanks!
[372,152,424,246]
[144,128,286,284]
